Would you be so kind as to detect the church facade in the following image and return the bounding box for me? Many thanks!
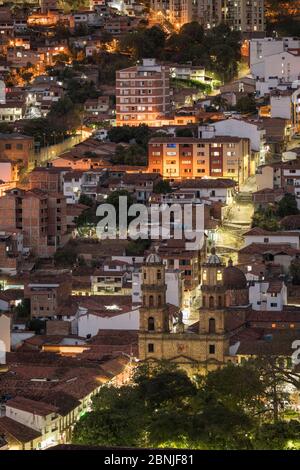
[138,250,249,374]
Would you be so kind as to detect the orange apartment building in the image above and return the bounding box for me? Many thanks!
[0,133,34,169]
[148,136,251,185]
[0,188,67,257]
[116,58,171,127]
[29,166,66,192]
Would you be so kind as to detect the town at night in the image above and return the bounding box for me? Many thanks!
[0,0,300,459]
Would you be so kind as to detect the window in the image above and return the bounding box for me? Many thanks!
[148,343,154,353]
[263,238,269,243]
[16,143,23,150]
[148,317,155,331]
[203,270,207,281]
[5,143,11,150]
[149,295,154,307]
[209,318,216,333]
[270,303,277,308]
[157,270,161,280]
[217,270,222,281]
[209,344,215,354]
[209,296,214,308]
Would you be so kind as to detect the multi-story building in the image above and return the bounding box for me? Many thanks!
[0,134,33,168]
[223,0,265,33]
[29,166,66,193]
[138,251,249,372]
[116,58,171,127]
[199,117,267,167]
[0,188,67,257]
[24,271,72,319]
[157,238,205,308]
[0,231,23,275]
[148,136,250,185]
[249,279,287,312]
[150,0,222,29]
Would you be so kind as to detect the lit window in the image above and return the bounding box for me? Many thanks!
[271,323,276,328]
[203,270,207,281]
[217,270,222,281]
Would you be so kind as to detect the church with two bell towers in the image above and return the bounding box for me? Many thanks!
[138,248,249,373]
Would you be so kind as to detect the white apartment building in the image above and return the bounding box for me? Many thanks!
[252,50,300,84]
[198,117,267,165]
[250,37,300,69]
[243,227,300,249]
[270,87,300,135]
[249,280,287,311]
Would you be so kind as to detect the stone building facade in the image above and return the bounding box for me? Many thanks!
[138,249,249,373]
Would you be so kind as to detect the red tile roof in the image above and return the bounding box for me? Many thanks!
[0,417,41,443]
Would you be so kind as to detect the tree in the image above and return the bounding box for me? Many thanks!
[252,207,280,231]
[290,260,300,285]
[126,239,151,255]
[27,319,46,334]
[235,94,257,114]
[15,299,30,319]
[78,194,94,207]
[276,193,299,218]
[111,144,147,166]
[212,95,229,111]
[153,180,172,194]
[54,246,78,266]
[179,22,204,43]
[176,128,195,137]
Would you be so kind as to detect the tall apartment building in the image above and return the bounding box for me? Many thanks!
[116,58,171,127]
[223,0,265,33]
[148,136,250,184]
[0,188,67,257]
[150,0,222,29]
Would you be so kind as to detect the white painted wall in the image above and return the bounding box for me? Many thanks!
[244,233,299,248]
[132,270,183,307]
[270,94,292,120]
[77,307,140,337]
[249,281,287,311]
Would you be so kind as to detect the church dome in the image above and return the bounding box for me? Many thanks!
[223,261,247,290]
[146,253,162,264]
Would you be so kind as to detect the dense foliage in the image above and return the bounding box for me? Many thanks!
[73,361,300,450]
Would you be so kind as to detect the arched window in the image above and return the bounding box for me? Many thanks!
[217,270,222,281]
[148,317,155,331]
[209,296,214,308]
[209,318,216,333]
[157,270,161,280]
[202,296,206,307]
[203,270,207,281]
[149,295,154,307]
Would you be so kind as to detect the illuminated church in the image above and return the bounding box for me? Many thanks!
[138,248,249,373]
